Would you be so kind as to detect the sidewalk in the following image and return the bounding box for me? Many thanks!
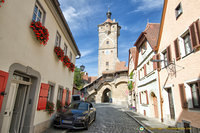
[123,109,181,133]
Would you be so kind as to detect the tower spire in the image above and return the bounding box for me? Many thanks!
[106,8,112,19]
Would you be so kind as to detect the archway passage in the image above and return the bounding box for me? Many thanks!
[101,88,111,103]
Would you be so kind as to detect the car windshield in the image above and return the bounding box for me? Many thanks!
[68,102,88,110]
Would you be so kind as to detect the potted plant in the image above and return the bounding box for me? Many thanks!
[63,56,71,68]
[54,46,64,61]
[69,63,75,72]
[30,21,49,46]
[46,101,55,115]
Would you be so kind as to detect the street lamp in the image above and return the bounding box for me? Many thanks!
[80,65,85,72]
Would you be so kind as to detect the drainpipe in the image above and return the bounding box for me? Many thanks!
[157,70,163,122]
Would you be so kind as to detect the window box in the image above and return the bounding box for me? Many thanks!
[0,0,5,7]
[54,46,64,61]
[63,56,71,68]
[30,21,49,46]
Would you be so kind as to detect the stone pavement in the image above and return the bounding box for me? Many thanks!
[123,108,182,133]
[43,103,148,133]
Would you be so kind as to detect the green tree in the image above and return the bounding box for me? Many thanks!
[74,67,84,90]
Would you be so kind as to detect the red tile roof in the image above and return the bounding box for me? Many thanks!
[115,61,128,72]
[134,23,160,51]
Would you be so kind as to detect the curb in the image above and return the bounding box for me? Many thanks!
[125,111,154,133]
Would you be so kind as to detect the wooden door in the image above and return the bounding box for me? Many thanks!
[0,70,9,111]
[153,96,159,118]
[1,82,19,133]
[10,85,29,133]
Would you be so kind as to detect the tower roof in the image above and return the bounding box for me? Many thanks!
[105,10,113,23]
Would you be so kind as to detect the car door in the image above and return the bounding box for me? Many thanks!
[89,103,94,121]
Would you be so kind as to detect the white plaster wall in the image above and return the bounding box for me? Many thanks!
[0,0,78,126]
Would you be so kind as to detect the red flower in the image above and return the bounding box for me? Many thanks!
[30,21,49,46]
[54,46,64,61]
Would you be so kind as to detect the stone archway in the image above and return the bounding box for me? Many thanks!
[101,88,111,103]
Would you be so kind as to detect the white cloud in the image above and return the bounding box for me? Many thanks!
[129,0,164,13]
[80,49,94,57]
[59,0,103,33]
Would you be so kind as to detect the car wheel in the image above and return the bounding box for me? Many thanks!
[85,118,90,130]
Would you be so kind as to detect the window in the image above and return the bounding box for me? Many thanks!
[189,82,200,108]
[162,50,168,67]
[47,85,54,102]
[106,41,109,44]
[64,43,68,56]
[106,62,109,66]
[175,3,183,19]
[57,88,63,101]
[55,32,61,47]
[140,41,147,54]
[183,33,192,55]
[32,3,44,22]
[70,52,72,61]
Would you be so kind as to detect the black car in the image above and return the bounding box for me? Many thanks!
[53,101,96,130]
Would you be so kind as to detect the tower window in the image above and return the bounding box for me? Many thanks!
[175,3,183,19]
[106,62,109,66]
[106,41,109,44]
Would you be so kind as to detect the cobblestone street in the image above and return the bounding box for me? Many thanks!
[45,103,148,133]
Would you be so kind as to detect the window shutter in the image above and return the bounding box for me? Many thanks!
[37,83,49,110]
[144,64,147,76]
[166,45,172,63]
[195,19,200,46]
[138,70,140,79]
[153,55,157,70]
[67,90,71,105]
[189,22,199,50]
[179,84,188,108]
[156,54,161,70]
[139,92,142,104]
[62,89,67,106]
[0,70,9,111]
[145,90,149,104]
[174,38,181,61]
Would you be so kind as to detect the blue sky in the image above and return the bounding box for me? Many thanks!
[58,0,164,76]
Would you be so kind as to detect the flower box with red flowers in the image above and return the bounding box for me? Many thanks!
[63,56,71,68]
[0,0,5,7]
[54,46,64,61]
[69,63,75,72]
[30,21,49,46]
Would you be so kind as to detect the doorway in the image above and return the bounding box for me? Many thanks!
[9,84,29,133]
[1,73,31,133]
[153,96,159,118]
[151,92,159,118]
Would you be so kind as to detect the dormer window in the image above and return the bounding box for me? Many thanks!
[106,41,109,44]
[140,41,147,54]
[175,3,183,19]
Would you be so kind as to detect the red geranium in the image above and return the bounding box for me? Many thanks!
[30,21,49,46]
[0,0,5,7]
[63,56,71,68]
[54,46,64,61]
[69,63,75,72]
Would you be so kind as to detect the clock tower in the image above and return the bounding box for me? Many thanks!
[98,10,121,76]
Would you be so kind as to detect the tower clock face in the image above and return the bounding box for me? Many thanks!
[105,50,110,55]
